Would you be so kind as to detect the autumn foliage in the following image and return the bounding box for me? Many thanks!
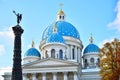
[100,38,120,80]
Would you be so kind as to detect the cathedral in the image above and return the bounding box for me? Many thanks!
[2,8,100,80]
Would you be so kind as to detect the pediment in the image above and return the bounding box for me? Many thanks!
[23,58,78,68]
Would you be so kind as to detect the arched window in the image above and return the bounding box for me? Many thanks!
[59,15,61,19]
[97,58,100,67]
[51,49,55,58]
[85,59,87,63]
[97,58,100,63]
[72,48,75,59]
[63,16,64,19]
[90,58,94,64]
[45,50,48,58]
[85,59,88,68]
[59,50,63,60]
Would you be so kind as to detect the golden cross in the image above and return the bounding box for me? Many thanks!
[59,3,63,9]
[90,33,94,43]
[32,40,35,47]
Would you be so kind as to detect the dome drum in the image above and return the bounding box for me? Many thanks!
[23,56,40,64]
[63,36,83,47]
[41,43,66,59]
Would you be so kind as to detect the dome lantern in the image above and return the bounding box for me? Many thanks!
[57,4,65,21]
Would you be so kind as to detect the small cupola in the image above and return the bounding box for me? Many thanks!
[24,41,41,57]
[53,22,58,33]
[57,9,65,21]
[57,4,65,21]
[23,41,41,64]
[46,23,65,44]
[83,34,100,54]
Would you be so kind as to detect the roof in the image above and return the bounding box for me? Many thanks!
[24,48,41,57]
[42,21,80,40]
[83,43,100,54]
[46,32,65,44]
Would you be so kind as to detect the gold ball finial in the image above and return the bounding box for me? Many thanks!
[89,33,94,43]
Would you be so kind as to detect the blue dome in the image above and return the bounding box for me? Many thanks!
[25,48,41,57]
[84,43,100,54]
[46,32,65,44]
[42,21,80,40]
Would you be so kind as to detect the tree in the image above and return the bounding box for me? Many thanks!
[100,38,120,80]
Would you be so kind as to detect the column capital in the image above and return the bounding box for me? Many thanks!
[32,73,36,75]
[53,72,57,74]
[23,73,27,80]
[42,72,46,74]
[70,45,73,48]
[73,71,78,80]
[12,25,24,35]
[42,72,46,80]
[32,74,36,80]
[53,72,57,80]
[63,72,68,80]
[23,73,27,75]
[73,71,77,74]
[63,72,68,74]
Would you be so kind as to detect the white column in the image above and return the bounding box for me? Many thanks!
[42,50,44,59]
[77,48,80,63]
[48,49,51,58]
[53,72,57,80]
[63,72,67,80]
[42,72,46,80]
[56,50,59,59]
[32,73,36,80]
[80,48,82,64]
[74,72,78,80]
[75,46,77,61]
[67,45,70,59]
[70,45,73,59]
[23,73,27,80]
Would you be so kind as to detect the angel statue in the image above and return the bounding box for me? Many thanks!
[13,11,22,25]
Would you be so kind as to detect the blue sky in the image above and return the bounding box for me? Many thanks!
[0,0,119,68]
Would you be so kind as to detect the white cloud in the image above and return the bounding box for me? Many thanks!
[0,27,14,44]
[108,0,120,31]
[0,45,5,56]
[98,38,114,48]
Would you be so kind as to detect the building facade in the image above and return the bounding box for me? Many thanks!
[2,8,100,80]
